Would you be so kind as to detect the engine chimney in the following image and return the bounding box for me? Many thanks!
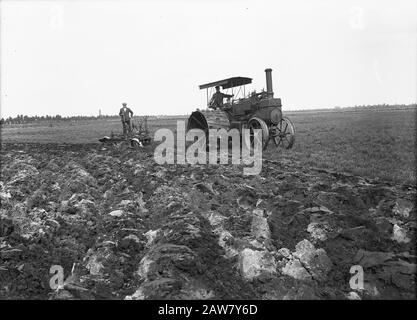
[265,68,274,98]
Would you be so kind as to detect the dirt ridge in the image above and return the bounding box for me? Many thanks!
[0,143,415,299]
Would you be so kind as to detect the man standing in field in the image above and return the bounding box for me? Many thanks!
[119,102,134,138]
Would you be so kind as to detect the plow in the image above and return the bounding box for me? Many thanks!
[98,116,152,149]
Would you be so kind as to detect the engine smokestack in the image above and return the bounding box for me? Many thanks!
[265,68,274,98]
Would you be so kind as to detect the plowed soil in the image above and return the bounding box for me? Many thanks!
[0,142,415,299]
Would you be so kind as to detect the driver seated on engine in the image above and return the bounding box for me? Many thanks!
[209,85,234,110]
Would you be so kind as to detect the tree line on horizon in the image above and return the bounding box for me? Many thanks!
[0,114,160,125]
[0,103,415,125]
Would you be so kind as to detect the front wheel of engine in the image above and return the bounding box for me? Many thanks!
[270,117,295,149]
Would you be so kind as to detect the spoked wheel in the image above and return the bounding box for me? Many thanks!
[244,117,269,151]
[270,117,295,149]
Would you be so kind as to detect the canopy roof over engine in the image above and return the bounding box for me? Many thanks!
[199,77,252,90]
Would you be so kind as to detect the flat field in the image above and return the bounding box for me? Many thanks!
[266,107,416,185]
[1,106,415,184]
[0,106,415,300]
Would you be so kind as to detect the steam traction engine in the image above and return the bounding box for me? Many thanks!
[187,68,295,150]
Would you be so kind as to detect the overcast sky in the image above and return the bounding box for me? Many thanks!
[1,0,416,117]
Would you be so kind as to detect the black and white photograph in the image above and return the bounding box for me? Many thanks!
[0,0,416,309]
